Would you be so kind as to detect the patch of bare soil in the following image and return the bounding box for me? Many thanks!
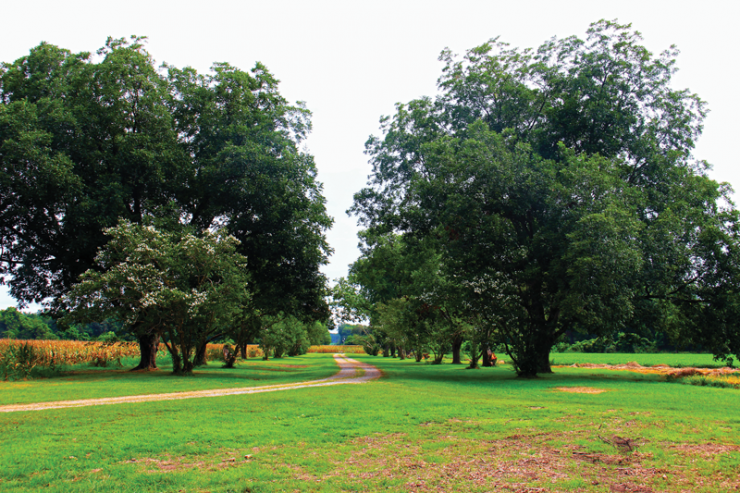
[555,386,608,394]
[320,424,740,492]
[667,442,740,458]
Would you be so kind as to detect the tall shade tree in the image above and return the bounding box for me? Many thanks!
[351,20,740,376]
[0,37,180,305]
[167,61,333,353]
[0,38,333,367]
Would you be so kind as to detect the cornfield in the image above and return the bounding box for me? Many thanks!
[0,339,142,365]
[0,339,145,380]
[0,340,365,380]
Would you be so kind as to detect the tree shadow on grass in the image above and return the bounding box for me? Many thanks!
[374,361,664,389]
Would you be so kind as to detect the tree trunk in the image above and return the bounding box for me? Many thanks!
[131,332,160,371]
[537,347,553,374]
[182,357,194,374]
[170,346,182,374]
[193,341,208,367]
[240,341,248,359]
[482,344,493,367]
[467,340,480,369]
[223,349,238,368]
[514,335,554,377]
[451,335,463,364]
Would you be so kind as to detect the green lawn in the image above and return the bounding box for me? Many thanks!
[549,352,725,368]
[1,353,738,492]
[0,354,339,406]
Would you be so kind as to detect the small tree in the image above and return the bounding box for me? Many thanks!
[306,321,332,346]
[62,221,250,374]
[260,316,310,360]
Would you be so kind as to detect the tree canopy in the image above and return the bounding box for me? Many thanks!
[62,222,250,374]
[0,37,333,367]
[350,20,740,375]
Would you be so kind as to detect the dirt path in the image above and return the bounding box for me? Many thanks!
[0,354,381,414]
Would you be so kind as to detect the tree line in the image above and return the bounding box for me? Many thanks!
[334,21,740,376]
[4,24,739,379]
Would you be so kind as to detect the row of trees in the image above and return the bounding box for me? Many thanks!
[0,306,127,341]
[334,21,740,376]
[0,37,333,373]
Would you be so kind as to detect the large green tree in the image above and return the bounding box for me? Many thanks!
[0,37,179,305]
[0,38,332,367]
[352,21,740,376]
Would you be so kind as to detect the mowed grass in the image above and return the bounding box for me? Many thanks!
[0,354,339,405]
[1,353,739,492]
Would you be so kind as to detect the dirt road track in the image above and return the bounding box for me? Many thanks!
[0,354,380,414]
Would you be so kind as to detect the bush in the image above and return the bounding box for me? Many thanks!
[97,331,121,343]
[562,332,657,353]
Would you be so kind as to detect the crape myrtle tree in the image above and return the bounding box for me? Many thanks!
[61,222,250,374]
[0,37,333,368]
[351,20,740,376]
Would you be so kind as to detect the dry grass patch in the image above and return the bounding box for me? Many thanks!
[314,419,740,492]
[555,386,608,394]
[561,361,740,378]
[323,426,670,492]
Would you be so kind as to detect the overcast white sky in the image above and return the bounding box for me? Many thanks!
[1,0,738,310]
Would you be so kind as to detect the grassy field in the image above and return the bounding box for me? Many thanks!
[549,352,724,368]
[1,353,738,492]
[0,355,340,406]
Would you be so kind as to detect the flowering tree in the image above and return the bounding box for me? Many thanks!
[62,221,250,374]
[0,38,332,369]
